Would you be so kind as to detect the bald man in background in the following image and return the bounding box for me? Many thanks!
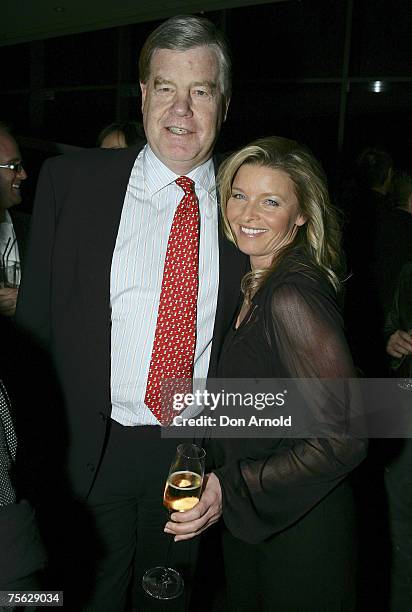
[0,123,28,317]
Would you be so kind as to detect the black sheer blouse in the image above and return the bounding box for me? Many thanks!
[212,248,367,544]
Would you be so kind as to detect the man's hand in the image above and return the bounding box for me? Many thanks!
[0,288,18,317]
[386,329,412,359]
[164,472,222,541]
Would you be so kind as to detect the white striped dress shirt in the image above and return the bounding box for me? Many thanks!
[110,145,219,426]
[0,212,21,284]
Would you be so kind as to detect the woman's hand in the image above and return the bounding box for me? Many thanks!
[164,472,222,541]
[386,329,412,358]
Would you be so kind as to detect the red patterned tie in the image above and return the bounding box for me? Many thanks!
[144,176,200,424]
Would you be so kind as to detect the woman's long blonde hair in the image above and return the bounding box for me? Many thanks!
[217,136,344,301]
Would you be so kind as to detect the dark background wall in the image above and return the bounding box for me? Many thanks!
[0,0,411,209]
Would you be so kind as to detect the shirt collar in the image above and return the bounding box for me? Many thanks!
[143,144,216,199]
[189,157,217,200]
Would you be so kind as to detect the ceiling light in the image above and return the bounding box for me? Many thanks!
[369,80,386,93]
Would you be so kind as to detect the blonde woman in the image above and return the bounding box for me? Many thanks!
[167,137,367,611]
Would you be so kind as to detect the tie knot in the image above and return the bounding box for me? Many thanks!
[176,176,195,195]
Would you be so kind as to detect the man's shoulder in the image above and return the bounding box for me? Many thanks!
[212,150,230,175]
[44,142,145,176]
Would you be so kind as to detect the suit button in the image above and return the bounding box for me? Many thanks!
[99,411,106,422]
[86,463,95,473]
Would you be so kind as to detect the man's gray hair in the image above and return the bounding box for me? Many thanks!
[139,15,231,102]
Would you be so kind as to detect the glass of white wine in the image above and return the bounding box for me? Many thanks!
[142,443,206,600]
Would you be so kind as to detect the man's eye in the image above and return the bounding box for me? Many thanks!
[194,89,209,97]
[157,86,171,93]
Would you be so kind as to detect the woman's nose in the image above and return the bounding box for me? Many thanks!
[241,201,259,222]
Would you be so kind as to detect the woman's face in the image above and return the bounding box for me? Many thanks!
[226,163,306,269]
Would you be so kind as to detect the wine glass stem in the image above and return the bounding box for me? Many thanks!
[158,534,176,598]
[163,532,175,571]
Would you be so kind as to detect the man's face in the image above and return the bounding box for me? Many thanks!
[0,131,27,216]
[140,46,229,175]
[100,130,127,149]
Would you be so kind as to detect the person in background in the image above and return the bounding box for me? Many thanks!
[0,122,28,317]
[355,146,393,198]
[0,380,46,593]
[385,263,412,368]
[166,136,367,611]
[343,146,394,376]
[17,15,246,612]
[374,172,412,314]
[384,261,412,612]
[0,315,46,593]
[97,121,145,149]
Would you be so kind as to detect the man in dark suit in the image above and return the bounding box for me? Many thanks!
[17,15,246,611]
[0,122,29,317]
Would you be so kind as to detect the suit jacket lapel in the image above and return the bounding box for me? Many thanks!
[69,145,143,393]
[208,154,248,377]
[77,145,143,312]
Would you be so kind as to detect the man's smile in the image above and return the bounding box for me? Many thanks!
[167,126,192,135]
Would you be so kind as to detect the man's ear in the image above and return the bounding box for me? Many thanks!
[140,82,147,114]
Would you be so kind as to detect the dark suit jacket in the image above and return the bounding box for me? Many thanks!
[16,145,247,498]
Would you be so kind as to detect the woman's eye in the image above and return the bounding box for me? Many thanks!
[264,199,279,207]
[231,193,245,200]
[194,89,209,97]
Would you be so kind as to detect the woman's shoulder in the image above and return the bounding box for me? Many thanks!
[257,248,342,331]
[261,248,332,298]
